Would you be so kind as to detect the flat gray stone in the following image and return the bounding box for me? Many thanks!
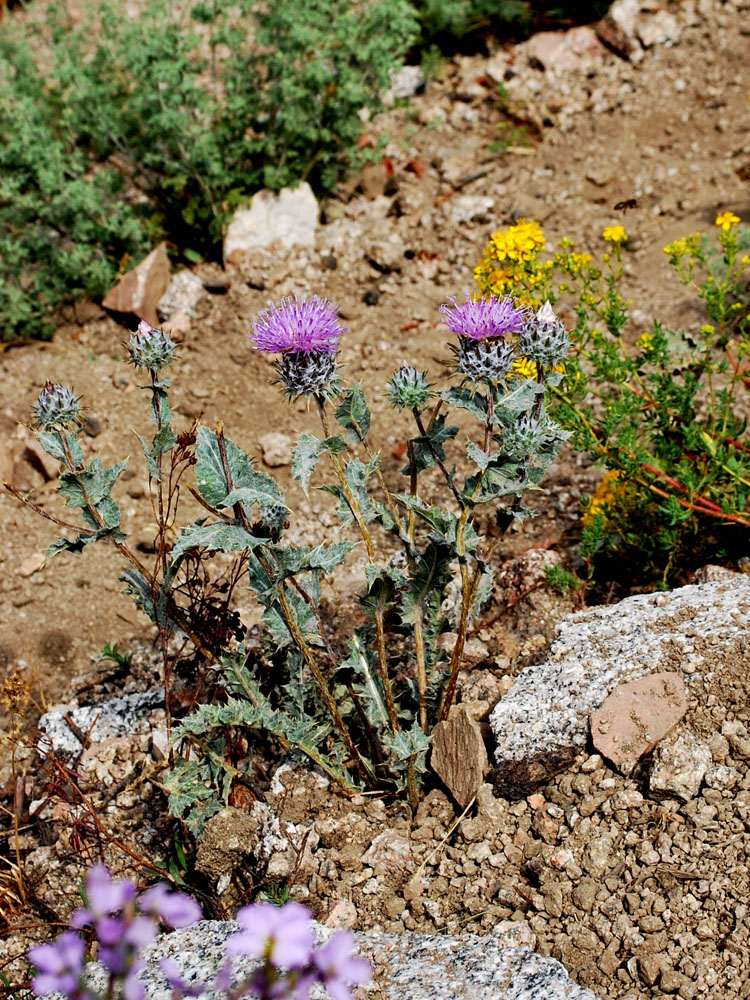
[38,689,163,755]
[489,577,750,797]
[74,920,601,1000]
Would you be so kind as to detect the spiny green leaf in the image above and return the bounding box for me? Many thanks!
[195,425,255,507]
[404,414,459,476]
[170,521,264,561]
[292,433,347,494]
[335,384,370,442]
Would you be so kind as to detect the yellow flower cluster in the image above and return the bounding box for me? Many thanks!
[581,470,625,528]
[474,219,548,306]
[663,233,700,258]
[602,226,627,244]
[512,357,537,379]
[715,211,740,231]
[637,331,654,352]
[488,219,545,262]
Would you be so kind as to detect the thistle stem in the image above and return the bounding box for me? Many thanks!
[408,440,428,734]
[413,408,464,509]
[214,425,373,785]
[315,396,400,734]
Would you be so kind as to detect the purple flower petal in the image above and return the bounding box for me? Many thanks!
[251,296,345,355]
[85,864,135,918]
[29,933,85,997]
[123,968,145,1000]
[123,915,158,950]
[229,902,314,969]
[440,293,527,341]
[139,884,202,929]
[314,931,372,991]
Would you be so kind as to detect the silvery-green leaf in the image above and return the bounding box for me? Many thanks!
[336,384,371,442]
[170,521,264,561]
[195,426,254,507]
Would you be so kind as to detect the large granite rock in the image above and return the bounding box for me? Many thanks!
[124,920,601,1000]
[489,577,750,797]
[38,689,163,755]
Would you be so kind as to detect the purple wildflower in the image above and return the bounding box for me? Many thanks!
[251,296,345,355]
[139,883,202,929]
[228,902,314,969]
[29,932,86,998]
[71,864,135,928]
[440,293,527,341]
[313,931,371,1000]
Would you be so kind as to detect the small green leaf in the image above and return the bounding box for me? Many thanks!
[195,426,255,507]
[336,384,371,442]
[292,433,347,493]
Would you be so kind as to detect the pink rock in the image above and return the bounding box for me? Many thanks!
[590,672,687,775]
[19,552,45,578]
[325,899,357,929]
[102,242,171,325]
[361,830,412,872]
[526,26,608,74]
[258,432,292,468]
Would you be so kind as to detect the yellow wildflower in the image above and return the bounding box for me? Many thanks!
[602,225,627,244]
[637,332,654,352]
[715,211,740,231]
[488,219,545,263]
[512,357,537,379]
[581,470,624,528]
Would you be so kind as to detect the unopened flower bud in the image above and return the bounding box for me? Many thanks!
[33,381,82,430]
[501,412,557,460]
[519,301,570,369]
[453,336,517,384]
[127,320,176,371]
[259,501,289,539]
[387,365,433,412]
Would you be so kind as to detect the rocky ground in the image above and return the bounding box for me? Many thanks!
[1,0,750,997]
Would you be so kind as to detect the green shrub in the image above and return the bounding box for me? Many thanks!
[0,0,417,340]
[0,38,154,340]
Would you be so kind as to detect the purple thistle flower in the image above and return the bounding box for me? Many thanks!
[29,932,85,998]
[251,296,345,355]
[228,902,314,969]
[313,931,371,1000]
[139,883,202,929]
[440,293,527,341]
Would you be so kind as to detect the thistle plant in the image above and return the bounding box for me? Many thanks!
[474,214,750,584]
[29,864,369,1000]
[8,292,567,828]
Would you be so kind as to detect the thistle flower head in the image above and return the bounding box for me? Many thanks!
[518,300,570,369]
[127,320,176,371]
[276,350,339,400]
[33,382,82,431]
[501,412,558,461]
[453,337,517,384]
[387,365,433,411]
[251,296,345,355]
[441,293,527,342]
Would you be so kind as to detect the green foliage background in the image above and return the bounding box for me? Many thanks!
[0,0,611,341]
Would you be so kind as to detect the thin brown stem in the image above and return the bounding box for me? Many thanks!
[413,408,464,509]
